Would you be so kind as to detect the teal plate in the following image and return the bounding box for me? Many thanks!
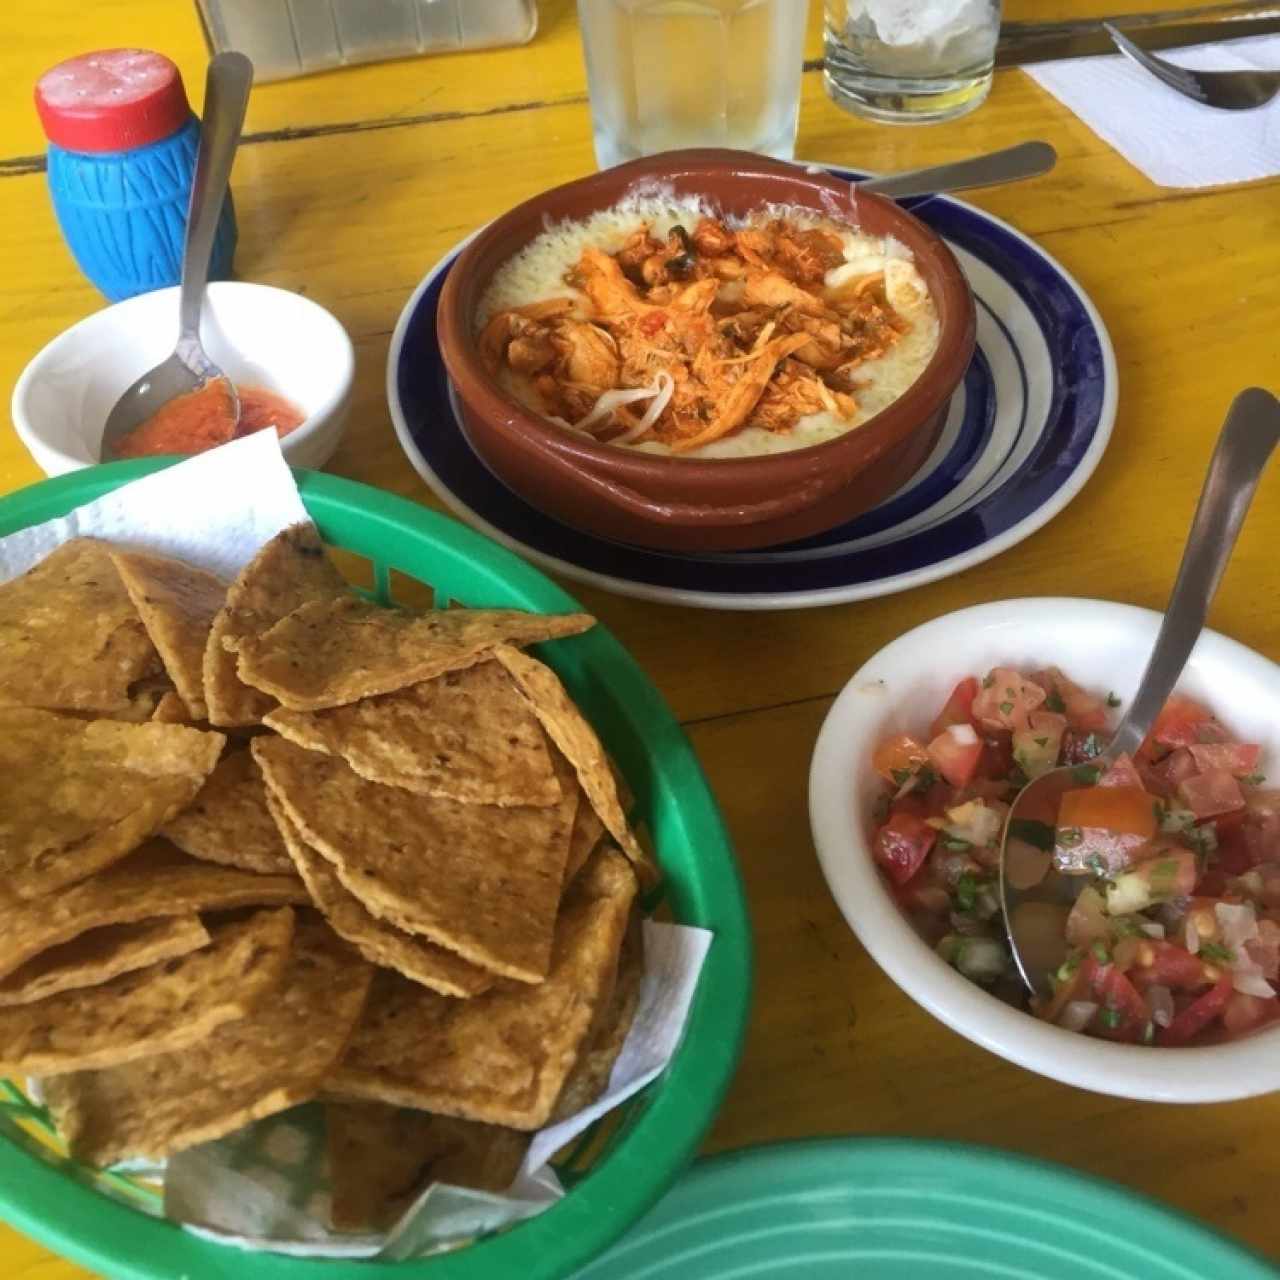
[575,1139,1278,1280]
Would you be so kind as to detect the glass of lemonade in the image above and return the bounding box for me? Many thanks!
[824,0,1001,125]
[576,0,808,170]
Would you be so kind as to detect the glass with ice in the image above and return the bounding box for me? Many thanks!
[576,0,808,170]
[824,0,1001,124]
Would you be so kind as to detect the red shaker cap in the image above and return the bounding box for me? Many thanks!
[35,49,191,153]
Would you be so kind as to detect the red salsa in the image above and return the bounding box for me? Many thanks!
[869,667,1280,1047]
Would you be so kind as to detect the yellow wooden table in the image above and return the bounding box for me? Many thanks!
[3,2,1280,1275]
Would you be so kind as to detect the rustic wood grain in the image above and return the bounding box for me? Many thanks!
[2,1,1278,1275]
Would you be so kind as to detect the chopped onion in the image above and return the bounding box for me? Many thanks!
[1216,901,1260,952]
[1184,916,1201,955]
[612,372,674,444]
[573,382,670,434]
[1059,1001,1099,1033]
[1231,964,1277,999]
[1145,983,1175,1029]
[1139,921,1166,939]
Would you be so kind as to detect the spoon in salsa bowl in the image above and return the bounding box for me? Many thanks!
[100,52,252,461]
[1000,387,1280,1000]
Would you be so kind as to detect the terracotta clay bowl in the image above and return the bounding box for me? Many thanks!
[437,149,977,553]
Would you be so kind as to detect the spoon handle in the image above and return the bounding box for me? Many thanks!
[856,141,1057,201]
[1109,387,1280,758]
[178,52,253,342]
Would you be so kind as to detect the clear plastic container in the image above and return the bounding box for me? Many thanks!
[195,0,538,82]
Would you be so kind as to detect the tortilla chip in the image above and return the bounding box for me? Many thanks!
[268,794,493,998]
[0,907,293,1077]
[551,907,643,1122]
[326,1102,528,1232]
[565,790,606,886]
[492,646,658,889]
[0,709,225,899]
[161,748,294,875]
[150,689,193,723]
[235,594,595,711]
[253,735,574,983]
[109,548,227,721]
[44,915,373,1167]
[203,524,347,728]
[0,915,210,1007]
[0,842,309,983]
[327,848,637,1130]
[264,660,562,807]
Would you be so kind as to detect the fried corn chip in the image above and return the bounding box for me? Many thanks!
[268,794,493,998]
[327,848,637,1130]
[551,906,643,1122]
[150,689,193,724]
[0,907,293,1077]
[204,524,347,728]
[253,736,574,983]
[326,1102,528,1232]
[264,659,562,807]
[492,646,658,889]
[565,790,606,886]
[0,843,308,982]
[161,748,294,875]
[0,539,157,713]
[110,548,227,721]
[0,710,225,899]
[0,915,209,1008]
[45,915,373,1167]
[235,594,594,711]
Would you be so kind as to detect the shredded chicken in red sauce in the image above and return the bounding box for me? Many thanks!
[478,216,911,452]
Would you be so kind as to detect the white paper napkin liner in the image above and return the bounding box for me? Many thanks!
[0,430,309,583]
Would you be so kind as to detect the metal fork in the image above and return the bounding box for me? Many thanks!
[1105,21,1280,108]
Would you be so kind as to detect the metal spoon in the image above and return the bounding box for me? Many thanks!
[999,386,1280,999]
[100,52,254,459]
[856,141,1057,201]
[1105,22,1280,111]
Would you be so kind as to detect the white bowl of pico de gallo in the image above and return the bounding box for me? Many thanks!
[809,597,1280,1103]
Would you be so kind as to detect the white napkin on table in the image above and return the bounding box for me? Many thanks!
[1026,34,1280,188]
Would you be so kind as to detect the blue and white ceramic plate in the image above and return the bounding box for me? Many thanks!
[388,167,1116,611]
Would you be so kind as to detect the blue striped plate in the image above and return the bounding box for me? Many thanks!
[388,168,1116,611]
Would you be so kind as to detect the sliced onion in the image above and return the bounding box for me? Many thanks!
[1216,901,1260,951]
[1184,916,1201,955]
[573,382,669,434]
[1145,983,1175,1029]
[1140,921,1166,939]
[612,372,675,444]
[1059,1001,1099,1033]
[1231,964,1277,998]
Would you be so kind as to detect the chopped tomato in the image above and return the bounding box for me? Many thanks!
[1086,960,1149,1043]
[1221,991,1280,1038]
[971,668,1047,733]
[1106,846,1199,913]
[1151,747,1199,792]
[929,676,979,739]
[873,811,937,886]
[1127,941,1215,991]
[1156,975,1234,1046]
[1032,666,1111,732]
[1147,694,1220,752]
[1188,742,1261,777]
[638,310,667,336]
[980,733,1015,781]
[1055,785,1156,875]
[1217,825,1256,877]
[872,734,930,784]
[1177,768,1246,819]
[927,722,983,788]
[1097,754,1143,789]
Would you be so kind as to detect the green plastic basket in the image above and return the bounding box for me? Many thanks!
[0,459,753,1280]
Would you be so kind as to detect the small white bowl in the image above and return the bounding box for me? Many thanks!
[809,597,1280,1103]
[12,282,354,475]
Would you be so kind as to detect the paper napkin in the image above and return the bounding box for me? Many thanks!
[1027,34,1280,188]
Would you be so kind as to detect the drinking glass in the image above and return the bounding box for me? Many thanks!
[576,0,808,170]
[824,0,1001,124]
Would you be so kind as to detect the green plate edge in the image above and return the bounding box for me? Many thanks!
[0,458,754,1280]
[576,1137,1279,1279]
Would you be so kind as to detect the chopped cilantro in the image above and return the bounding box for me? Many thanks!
[916,765,939,791]
[1244,772,1266,787]
[1077,733,1106,760]
[1008,818,1055,852]
[1142,1021,1156,1044]
[982,673,995,689]
[998,701,1014,716]
[1200,942,1235,964]
[1035,736,1049,748]
[1057,825,1084,847]
[1153,800,1167,824]
[1045,691,1066,713]
[942,836,972,851]
[891,764,938,793]
[1106,692,1122,708]
[891,767,912,787]
[1091,940,1111,964]
[1098,1007,1123,1029]
[1085,853,1107,877]
[1073,764,1102,785]
[955,873,978,912]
